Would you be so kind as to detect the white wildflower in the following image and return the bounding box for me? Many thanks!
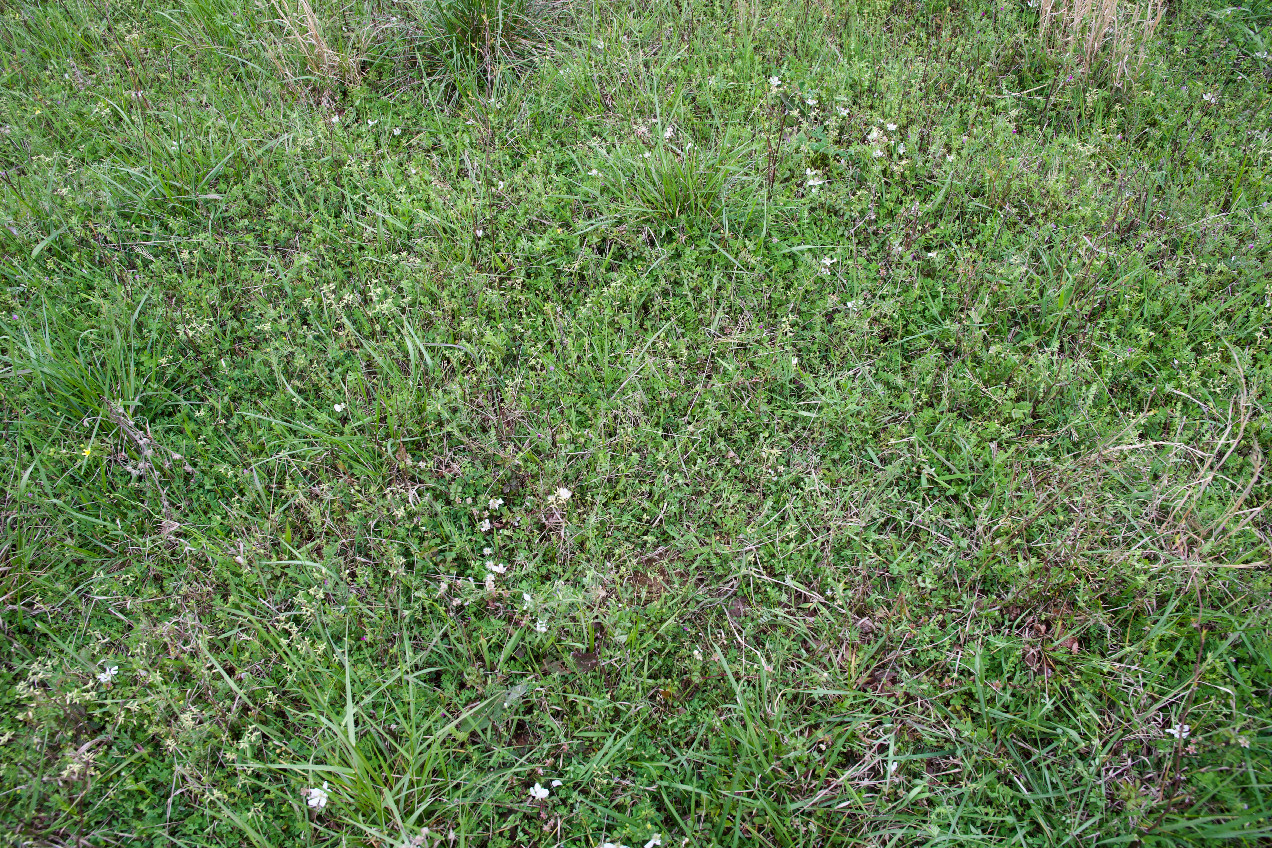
[529,782,550,800]
[393,127,402,136]
[96,665,119,685]
[305,782,330,810]
[663,125,674,140]
[886,122,897,132]
[479,518,492,532]
[897,143,906,155]
[488,498,504,510]
[483,547,493,555]
[873,149,884,158]
[805,97,817,107]
[769,76,781,89]
[550,779,563,787]
[484,573,495,592]
[487,562,507,574]
[1165,724,1191,739]
[535,619,548,633]
[644,835,662,848]
[556,487,572,501]
[589,168,600,176]
[333,403,345,413]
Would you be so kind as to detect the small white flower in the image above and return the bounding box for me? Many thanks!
[1201,92,1217,104]
[836,106,850,116]
[487,562,507,574]
[791,357,798,366]
[769,76,781,89]
[589,168,600,176]
[483,547,493,555]
[594,39,605,49]
[805,97,818,107]
[644,835,662,848]
[897,143,906,155]
[556,487,572,501]
[873,149,884,158]
[868,127,880,141]
[663,125,674,140]
[484,573,495,592]
[475,228,483,238]
[529,782,550,800]
[393,127,402,136]
[333,403,345,413]
[886,122,898,132]
[946,153,955,162]
[367,119,378,126]
[479,518,492,532]
[522,592,533,607]
[96,665,119,684]
[305,782,330,810]
[1165,723,1191,739]
[535,619,548,633]
[693,649,703,661]
[488,498,504,510]
[602,843,630,848]
[550,779,563,787]
[821,256,837,267]
[330,114,340,124]
[642,151,651,159]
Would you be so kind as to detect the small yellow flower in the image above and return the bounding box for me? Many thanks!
[82,446,91,457]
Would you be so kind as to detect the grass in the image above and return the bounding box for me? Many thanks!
[1,0,1270,844]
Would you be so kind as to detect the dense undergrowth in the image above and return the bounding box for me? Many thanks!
[1,0,1269,844]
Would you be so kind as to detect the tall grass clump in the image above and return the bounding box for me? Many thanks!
[269,0,372,87]
[578,125,760,233]
[403,0,563,91]
[1039,0,1167,83]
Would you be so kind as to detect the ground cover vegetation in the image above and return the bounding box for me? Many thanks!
[1,0,1270,843]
